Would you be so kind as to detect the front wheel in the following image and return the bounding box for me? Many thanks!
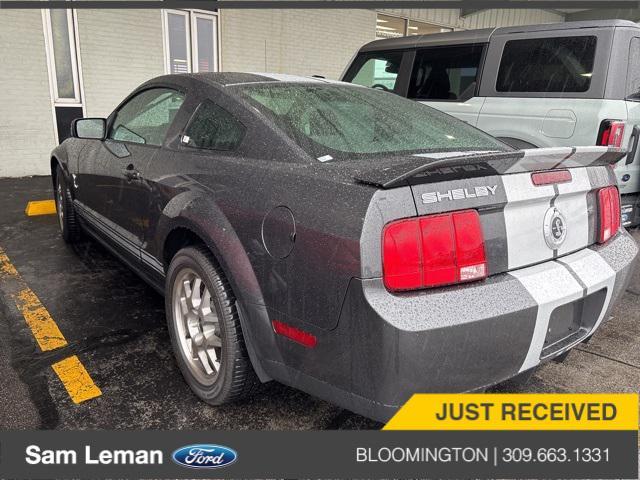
[165,246,259,405]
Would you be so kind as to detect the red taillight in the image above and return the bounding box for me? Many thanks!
[382,210,487,292]
[597,120,625,148]
[531,169,572,186]
[597,186,621,244]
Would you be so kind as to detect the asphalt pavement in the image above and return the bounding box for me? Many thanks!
[0,176,638,430]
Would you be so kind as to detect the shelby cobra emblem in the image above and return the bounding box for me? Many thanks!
[543,207,568,249]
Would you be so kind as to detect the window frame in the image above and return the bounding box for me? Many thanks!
[162,9,220,74]
[191,12,219,73]
[43,8,82,104]
[107,86,187,148]
[180,100,246,152]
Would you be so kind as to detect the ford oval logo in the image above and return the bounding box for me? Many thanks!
[172,444,237,469]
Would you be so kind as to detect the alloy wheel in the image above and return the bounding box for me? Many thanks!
[172,268,223,384]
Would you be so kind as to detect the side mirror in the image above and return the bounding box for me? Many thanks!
[71,118,106,140]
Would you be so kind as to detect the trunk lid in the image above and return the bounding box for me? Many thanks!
[358,147,624,277]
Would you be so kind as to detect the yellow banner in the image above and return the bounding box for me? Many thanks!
[384,393,639,430]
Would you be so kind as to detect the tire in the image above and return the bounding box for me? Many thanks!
[165,245,259,405]
[55,165,82,243]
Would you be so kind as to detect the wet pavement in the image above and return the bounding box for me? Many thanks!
[0,176,638,430]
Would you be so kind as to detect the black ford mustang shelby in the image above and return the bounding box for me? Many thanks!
[51,73,638,422]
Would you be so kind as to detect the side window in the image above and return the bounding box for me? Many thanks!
[627,38,640,100]
[497,36,597,93]
[183,101,245,151]
[110,88,185,146]
[343,52,404,92]
[408,44,484,101]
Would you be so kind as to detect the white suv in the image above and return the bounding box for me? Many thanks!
[342,20,640,227]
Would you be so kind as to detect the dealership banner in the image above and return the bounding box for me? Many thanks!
[0,394,637,478]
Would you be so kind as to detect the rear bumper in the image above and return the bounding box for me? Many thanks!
[274,230,638,423]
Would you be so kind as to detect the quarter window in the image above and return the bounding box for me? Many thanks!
[497,36,597,93]
[344,52,404,92]
[408,45,484,101]
[183,101,245,151]
[110,88,185,146]
[627,38,640,100]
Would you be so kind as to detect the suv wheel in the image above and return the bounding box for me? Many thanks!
[166,245,259,405]
[55,166,82,243]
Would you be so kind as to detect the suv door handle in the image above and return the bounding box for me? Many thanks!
[122,164,141,181]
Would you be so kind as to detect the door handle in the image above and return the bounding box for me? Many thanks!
[122,164,141,181]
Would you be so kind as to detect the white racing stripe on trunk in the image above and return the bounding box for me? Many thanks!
[512,248,616,373]
[502,174,554,269]
[555,168,591,257]
[502,169,592,269]
[510,262,584,372]
[556,249,616,332]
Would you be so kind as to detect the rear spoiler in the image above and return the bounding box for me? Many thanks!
[354,146,626,189]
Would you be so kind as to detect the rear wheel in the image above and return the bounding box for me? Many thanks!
[55,166,81,243]
[165,246,259,405]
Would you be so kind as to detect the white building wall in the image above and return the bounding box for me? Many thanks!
[0,10,56,177]
[220,10,376,79]
[0,7,565,177]
[76,10,165,118]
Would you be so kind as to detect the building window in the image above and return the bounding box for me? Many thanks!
[42,8,84,144]
[376,14,406,39]
[43,9,81,103]
[162,9,219,74]
[408,20,453,36]
[376,13,454,39]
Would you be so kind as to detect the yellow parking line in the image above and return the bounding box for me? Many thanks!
[0,249,18,277]
[14,288,68,351]
[25,200,56,216]
[52,355,102,404]
[0,247,102,403]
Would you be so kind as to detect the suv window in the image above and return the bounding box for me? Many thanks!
[110,88,185,145]
[183,101,246,151]
[497,36,597,93]
[627,37,640,100]
[408,45,484,101]
[343,52,403,92]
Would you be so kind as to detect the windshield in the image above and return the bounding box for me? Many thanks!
[234,83,508,161]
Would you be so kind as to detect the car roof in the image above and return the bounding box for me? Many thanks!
[152,72,351,88]
[358,19,639,52]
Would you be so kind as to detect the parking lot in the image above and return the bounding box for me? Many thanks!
[1,176,639,431]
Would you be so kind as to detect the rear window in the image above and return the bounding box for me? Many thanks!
[409,45,484,101]
[497,36,597,93]
[235,83,507,161]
